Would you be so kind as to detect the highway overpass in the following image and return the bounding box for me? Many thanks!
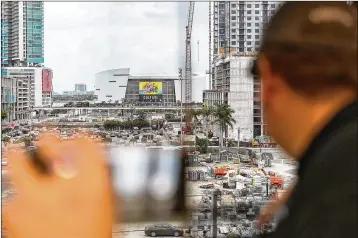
[33,106,201,110]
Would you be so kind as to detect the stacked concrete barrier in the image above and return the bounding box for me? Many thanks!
[187,170,206,181]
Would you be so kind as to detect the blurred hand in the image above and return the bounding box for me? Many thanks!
[2,135,113,238]
[258,199,283,227]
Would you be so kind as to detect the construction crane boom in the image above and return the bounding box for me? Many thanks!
[183,2,195,135]
[185,2,195,104]
[208,2,212,90]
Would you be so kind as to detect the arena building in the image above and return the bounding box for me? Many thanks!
[94,68,178,106]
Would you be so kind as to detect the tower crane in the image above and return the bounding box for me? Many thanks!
[183,2,195,135]
[208,2,212,90]
[184,2,195,104]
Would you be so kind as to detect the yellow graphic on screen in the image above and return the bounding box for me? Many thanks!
[139,82,162,95]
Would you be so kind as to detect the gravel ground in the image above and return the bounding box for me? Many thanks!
[1,162,297,237]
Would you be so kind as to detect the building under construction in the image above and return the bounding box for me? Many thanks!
[203,1,282,140]
[206,53,267,140]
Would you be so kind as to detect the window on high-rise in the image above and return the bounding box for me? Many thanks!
[247,47,252,51]
[271,10,275,14]
[271,4,276,8]
[247,17,252,21]
[255,35,260,40]
[255,10,260,14]
[255,4,260,8]
[231,10,236,14]
[247,23,251,27]
[255,23,260,27]
[231,41,236,45]
[231,22,236,27]
[231,16,236,20]
[231,3,236,8]
[255,29,259,33]
[247,29,252,33]
[255,17,259,21]
[247,10,252,14]
[247,4,251,8]
[247,41,252,45]
[231,29,236,33]
[247,35,252,39]
[231,35,236,39]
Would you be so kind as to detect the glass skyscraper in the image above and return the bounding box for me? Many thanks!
[1,1,10,68]
[25,1,44,64]
[0,1,44,67]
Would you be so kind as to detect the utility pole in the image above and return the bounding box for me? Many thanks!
[211,189,220,238]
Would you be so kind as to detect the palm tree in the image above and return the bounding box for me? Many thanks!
[200,104,213,137]
[213,103,236,151]
[1,110,8,120]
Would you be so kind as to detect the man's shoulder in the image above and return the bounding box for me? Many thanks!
[307,118,356,183]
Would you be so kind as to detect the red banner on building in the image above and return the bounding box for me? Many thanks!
[42,69,52,92]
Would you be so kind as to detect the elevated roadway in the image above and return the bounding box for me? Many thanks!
[33,106,201,110]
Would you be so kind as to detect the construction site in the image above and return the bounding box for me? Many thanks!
[182,147,296,237]
[176,2,293,237]
[181,2,282,141]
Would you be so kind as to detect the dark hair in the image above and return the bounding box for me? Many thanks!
[254,2,357,97]
[262,43,357,96]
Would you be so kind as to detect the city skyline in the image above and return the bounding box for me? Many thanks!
[44,2,210,93]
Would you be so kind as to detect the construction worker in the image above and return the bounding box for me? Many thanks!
[253,2,357,238]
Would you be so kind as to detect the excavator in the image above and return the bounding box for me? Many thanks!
[259,168,284,188]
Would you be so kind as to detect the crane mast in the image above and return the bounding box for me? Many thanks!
[185,2,195,104]
[208,2,212,90]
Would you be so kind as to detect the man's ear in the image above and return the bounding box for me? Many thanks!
[258,54,286,103]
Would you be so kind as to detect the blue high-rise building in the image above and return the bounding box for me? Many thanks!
[1,1,44,67]
[1,1,10,67]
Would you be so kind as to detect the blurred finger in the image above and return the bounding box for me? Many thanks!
[7,150,42,195]
[52,140,79,179]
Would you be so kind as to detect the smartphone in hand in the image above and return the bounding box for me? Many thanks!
[107,146,187,223]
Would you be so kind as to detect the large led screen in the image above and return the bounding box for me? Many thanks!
[138,82,163,102]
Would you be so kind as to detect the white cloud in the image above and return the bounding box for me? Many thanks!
[44,2,209,100]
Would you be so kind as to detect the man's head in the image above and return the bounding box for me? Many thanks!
[253,2,357,156]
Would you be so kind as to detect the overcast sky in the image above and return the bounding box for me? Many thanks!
[44,2,209,95]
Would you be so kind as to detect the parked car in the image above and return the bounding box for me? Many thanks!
[144,224,183,237]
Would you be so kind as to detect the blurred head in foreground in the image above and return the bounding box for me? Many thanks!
[252,2,357,158]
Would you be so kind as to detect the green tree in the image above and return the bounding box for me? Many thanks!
[196,137,208,154]
[103,120,122,130]
[200,104,213,137]
[213,103,236,149]
[1,110,8,120]
[21,137,32,147]
[137,110,147,121]
[2,136,10,146]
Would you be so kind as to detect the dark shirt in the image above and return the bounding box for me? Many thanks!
[270,101,357,238]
